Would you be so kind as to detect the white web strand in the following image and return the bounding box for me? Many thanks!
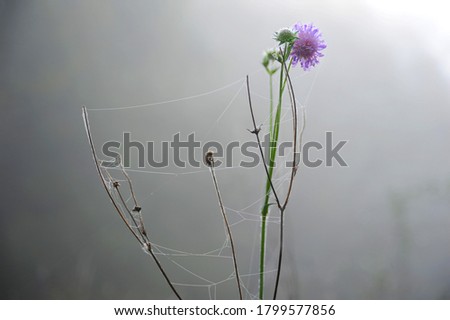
[87,77,246,111]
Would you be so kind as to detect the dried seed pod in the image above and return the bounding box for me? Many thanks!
[204,150,214,167]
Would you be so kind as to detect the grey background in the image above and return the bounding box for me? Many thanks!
[1,0,450,299]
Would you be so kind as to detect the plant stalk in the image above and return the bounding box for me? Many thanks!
[208,159,243,299]
[258,47,291,300]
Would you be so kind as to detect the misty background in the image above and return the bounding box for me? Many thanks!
[1,0,450,299]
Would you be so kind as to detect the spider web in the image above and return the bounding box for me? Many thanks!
[83,67,319,299]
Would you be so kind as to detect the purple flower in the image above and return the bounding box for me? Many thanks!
[290,23,326,71]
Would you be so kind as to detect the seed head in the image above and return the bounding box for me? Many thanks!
[204,150,215,167]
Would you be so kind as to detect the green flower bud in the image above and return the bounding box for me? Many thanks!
[262,49,276,68]
[273,28,297,44]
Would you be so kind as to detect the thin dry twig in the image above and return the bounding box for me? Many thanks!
[245,76,282,210]
[272,60,299,300]
[205,151,243,300]
[281,61,298,211]
[82,106,182,300]
[118,161,147,238]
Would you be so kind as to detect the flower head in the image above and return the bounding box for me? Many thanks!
[290,23,326,71]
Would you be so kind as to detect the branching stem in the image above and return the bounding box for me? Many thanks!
[82,106,182,300]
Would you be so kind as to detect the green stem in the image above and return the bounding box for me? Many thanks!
[269,73,274,139]
[258,47,292,300]
[258,67,277,300]
[259,214,267,299]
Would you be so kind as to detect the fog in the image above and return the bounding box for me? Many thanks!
[1,0,450,299]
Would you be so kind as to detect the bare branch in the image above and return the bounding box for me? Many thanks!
[272,59,301,300]
[206,151,243,300]
[245,76,282,210]
[82,106,182,300]
[282,61,298,211]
